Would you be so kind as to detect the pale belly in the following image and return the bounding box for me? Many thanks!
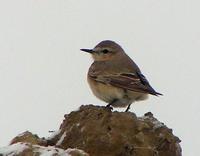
[87,76,149,107]
[87,77,124,103]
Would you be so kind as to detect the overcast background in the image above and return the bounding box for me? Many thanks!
[0,0,199,155]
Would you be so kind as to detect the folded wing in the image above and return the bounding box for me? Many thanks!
[89,72,162,96]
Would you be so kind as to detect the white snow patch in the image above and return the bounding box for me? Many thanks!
[56,132,67,146]
[35,145,69,156]
[0,143,88,156]
[65,148,88,155]
[37,146,87,156]
[139,115,164,130]
[152,120,164,129]
[0,142,29,155]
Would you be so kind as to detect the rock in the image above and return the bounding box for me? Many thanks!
[47,105,182,156]
[10,131,47,146]
[0,105,182,156]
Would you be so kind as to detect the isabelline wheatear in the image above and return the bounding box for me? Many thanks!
[81,40,162,112]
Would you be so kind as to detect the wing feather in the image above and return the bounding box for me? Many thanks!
[89,72,162,96]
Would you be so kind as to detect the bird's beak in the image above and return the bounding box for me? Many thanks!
[80,48,94,54]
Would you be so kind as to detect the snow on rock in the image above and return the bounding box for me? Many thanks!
[48,105,182,156]
[10,131,47,146]
[0,142,29,156]
[0,105,182,156]
[138,112,165,130]
[56,132,67,146]
[0,142,89,156]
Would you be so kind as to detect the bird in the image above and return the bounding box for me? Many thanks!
[81,40,162,112]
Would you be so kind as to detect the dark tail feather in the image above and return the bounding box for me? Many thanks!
[148,87,163,96]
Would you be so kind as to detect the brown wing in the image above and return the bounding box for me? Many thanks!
[89,72,162,96]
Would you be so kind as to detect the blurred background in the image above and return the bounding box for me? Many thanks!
[0,0,199,155]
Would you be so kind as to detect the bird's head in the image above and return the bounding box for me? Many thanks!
[81,40,125,61]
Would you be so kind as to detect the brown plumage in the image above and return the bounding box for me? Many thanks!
[81,40,162,111]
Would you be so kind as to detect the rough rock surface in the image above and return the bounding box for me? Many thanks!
[48,105,182,156]
[10,131,47,146]
[0,105,182,156]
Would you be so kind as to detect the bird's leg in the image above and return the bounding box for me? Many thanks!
[125,104,131,112]
[106,99,118,110]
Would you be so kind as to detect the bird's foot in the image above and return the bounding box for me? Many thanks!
[106,104,113,110]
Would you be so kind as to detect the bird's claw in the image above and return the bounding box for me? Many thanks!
[106,104,113,110]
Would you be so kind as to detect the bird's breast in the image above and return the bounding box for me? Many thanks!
[87,75,124,103]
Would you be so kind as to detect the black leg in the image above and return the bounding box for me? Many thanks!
[106,103,113,109]
[106,99,118,110]
[125,104,131,112]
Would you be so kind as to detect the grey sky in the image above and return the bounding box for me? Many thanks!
[0,0,199,155]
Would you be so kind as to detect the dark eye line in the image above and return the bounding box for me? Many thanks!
[102,49,109,54]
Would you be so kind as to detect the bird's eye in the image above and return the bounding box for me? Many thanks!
[102,49,109,54]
